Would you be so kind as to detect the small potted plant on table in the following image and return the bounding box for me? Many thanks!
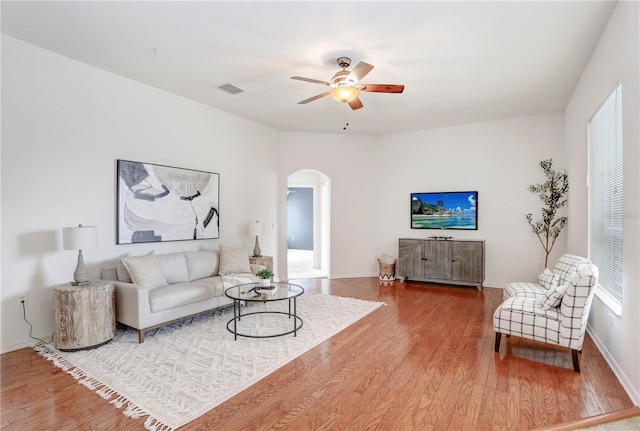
[256,269,274,288]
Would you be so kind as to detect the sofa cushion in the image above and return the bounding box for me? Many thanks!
[121,251,167,289]
[538,268,560,290]
[219,245,251,275]
[156,252,189,284]
[149,277,224,313]
[503,281,546,300]
[493,296,561,345]
[185,251,219,281]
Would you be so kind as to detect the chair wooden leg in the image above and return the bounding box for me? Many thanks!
[572,349,580,372]
[494,332,502,352]
[138,330,145,344]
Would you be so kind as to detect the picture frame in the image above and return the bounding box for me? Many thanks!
[117,159,220,244]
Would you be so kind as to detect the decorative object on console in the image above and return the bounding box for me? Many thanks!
[63,224,97,286]
[428,235,454,240]
[250,220,265,257]
[411,191,478,230]
[525,159,569,268]
[116,159,220,244]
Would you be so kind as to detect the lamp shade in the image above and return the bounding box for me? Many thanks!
[330,86,358,103]
[63,225,97,250]
[249,221,265,237]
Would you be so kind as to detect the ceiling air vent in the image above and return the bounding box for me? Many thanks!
[217,83,244,95]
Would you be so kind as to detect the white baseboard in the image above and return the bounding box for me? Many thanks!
[482,281,505,289]
[1,338,44,354]
[587,324,640,405]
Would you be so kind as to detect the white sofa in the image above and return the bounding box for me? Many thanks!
[102,247,263,343]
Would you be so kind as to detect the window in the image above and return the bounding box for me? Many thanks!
[587,83,623,315]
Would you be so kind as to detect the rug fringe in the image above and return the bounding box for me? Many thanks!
[35,343,175,431]
[145,416,174,431]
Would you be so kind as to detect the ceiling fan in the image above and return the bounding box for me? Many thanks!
[291,57,405,110]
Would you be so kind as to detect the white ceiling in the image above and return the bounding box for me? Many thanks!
[1,1,615,136]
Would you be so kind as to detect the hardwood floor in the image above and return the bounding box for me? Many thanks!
[2,278,634,430]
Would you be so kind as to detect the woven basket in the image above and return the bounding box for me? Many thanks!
[377,260,396,281]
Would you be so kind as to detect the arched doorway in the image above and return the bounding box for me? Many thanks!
[287,170,330,279]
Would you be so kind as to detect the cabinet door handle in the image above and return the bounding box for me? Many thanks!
[422,258,428,261]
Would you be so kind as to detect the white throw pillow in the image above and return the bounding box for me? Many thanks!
[540,283,567,309]
[219,245,251,275]
[121,251,168,289]
[538,268,560,290]
[116,258,132,283]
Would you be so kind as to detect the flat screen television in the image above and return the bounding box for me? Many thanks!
[411,191,478,230]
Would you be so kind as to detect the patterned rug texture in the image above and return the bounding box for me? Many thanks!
[36,293,384,431]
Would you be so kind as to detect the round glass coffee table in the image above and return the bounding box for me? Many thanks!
[224,282,304,339]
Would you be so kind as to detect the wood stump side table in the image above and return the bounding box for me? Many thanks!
[53,281,115,351]
[249,255,273,272]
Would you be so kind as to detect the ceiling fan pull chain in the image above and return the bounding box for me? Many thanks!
[343,104,350,131]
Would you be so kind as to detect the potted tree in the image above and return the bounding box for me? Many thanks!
[256,269,274,287]
[525,159,569,268]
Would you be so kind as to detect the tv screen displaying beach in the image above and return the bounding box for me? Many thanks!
[411,191,478,230]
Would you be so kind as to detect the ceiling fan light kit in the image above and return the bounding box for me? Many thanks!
[291,57,405,111]
[330,86,359,103]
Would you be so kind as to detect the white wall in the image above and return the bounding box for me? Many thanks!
[279,133,384,278]
[280,112,567,286]
[1,36,281,352]
[564,1,640,404]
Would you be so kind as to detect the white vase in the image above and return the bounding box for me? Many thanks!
[259,278,271,287]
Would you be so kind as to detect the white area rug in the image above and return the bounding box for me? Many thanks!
[36,293,384,431]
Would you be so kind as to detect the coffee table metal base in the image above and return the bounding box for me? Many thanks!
[227,299,303,339]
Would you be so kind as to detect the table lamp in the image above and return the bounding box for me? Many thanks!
[249,220,265,257]
[63,224,97,285]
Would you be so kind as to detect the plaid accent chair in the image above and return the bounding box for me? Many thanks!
[503,254,590,300]
[494,262,599,372]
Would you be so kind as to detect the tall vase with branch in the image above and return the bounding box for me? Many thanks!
[525,159,569,268]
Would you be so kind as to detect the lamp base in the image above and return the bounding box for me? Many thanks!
[253,235,262,258]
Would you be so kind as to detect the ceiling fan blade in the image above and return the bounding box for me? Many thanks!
[359,84,405,93]
[298,92,330,104]
[348,62,374,83]
[291,76,331,86]
[348,96,364,110]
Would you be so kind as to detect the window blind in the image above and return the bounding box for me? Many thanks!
[588,83,623,303]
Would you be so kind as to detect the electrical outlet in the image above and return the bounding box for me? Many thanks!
[18,295,27,307]
[537,261,543,270]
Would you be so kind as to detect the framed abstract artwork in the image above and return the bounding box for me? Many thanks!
[117,159,220,244]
